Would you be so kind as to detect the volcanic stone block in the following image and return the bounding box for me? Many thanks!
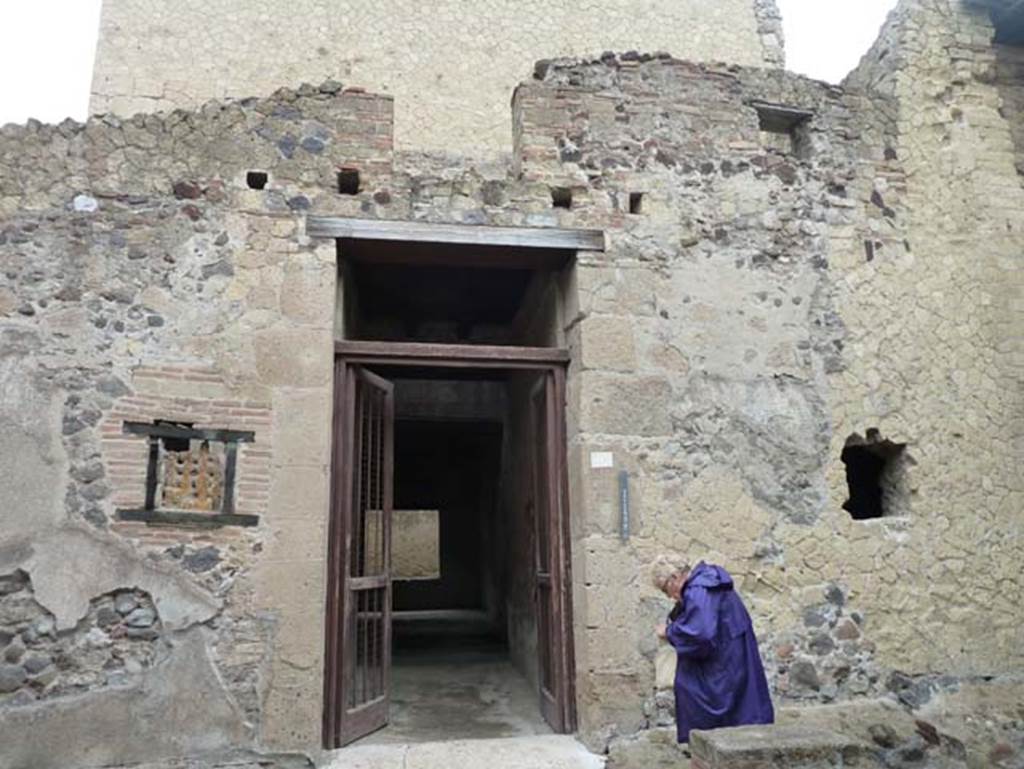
[690,725,867,769]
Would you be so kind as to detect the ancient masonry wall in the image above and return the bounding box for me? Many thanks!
[516,7,1020,745]
[838,0,1024,684]
[0,10,1021,767]
[0,85,392,764]
[512,53,980,745]
[88,0,783,157]
[994,42,1024,175]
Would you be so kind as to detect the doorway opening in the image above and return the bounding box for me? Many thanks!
[365,373,549,744]
[324,234,579,749]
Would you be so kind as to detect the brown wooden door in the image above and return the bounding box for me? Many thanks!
[324,364,394,747]
[531,370,577,733]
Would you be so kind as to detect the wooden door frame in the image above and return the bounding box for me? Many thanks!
[322,341,578,748]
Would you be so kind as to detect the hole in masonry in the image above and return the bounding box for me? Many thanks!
[629,192,644,215]
[338,168,361,195]
[246,172,268,190]
[156,420,194,452]
[841,429,909,520]
[752,101,813,158]
[551,187,572,209]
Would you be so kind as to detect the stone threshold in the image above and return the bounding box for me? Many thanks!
[321,734,605,769]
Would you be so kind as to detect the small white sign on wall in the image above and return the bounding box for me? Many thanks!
[590,451,614,469]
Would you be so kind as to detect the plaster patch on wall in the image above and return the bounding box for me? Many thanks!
[0,628,249,769]
[0,356,66,540]
[3,526,220,631]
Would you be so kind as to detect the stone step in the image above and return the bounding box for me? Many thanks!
[690,725,868,769]
[321,735,606,769]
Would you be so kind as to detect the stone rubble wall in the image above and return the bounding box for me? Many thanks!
[0,84,391,761]
[88,0,781,157]
[0,572,161,706]
[0,84,392,215]
[512,55,910,741]
[512,32,1021,758]
[754,0,787,69]
[0,4,1021,764]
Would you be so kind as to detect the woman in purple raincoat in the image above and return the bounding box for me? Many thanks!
[653,556,774,743]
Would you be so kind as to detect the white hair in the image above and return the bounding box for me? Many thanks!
[650,554,691,591]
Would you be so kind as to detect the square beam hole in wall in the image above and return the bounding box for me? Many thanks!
[246,171,268,190]
[338,168,361,195]
[551,187,573,209]
[751,101,813,157]
[629,192,644,215]
[841,429,910,520]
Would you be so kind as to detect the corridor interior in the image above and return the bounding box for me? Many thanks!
[361,372,552,744]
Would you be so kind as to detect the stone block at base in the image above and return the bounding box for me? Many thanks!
[606,727,688,768]
[690,725,867,769]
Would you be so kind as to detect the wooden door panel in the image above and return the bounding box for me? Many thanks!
[324,364,394,748]
[531,371,576,733]
[326,354,575,747]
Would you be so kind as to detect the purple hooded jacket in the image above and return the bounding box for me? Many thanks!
[665,562,774,743]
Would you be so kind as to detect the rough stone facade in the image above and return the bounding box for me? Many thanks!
[88,0,783,156]
[0,572,161,706]
[0,1,1022,768]
[994,42,1024,175]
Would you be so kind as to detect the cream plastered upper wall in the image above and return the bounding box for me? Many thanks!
[89,0,780,156]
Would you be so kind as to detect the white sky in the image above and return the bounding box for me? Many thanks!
[0,0,899,126]
[779,0,899,83]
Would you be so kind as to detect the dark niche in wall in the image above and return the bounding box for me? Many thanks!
[751,100,814,159]
[338,167,361,195]
[246,171,269,190]
[841,429,910,520]
[988,1,1024,45]
[550,186,573,209]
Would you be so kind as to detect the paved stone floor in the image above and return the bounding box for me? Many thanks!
[359,613,552,744]
[320,615,602,768]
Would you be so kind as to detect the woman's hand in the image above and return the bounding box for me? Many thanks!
[655,622,667,640]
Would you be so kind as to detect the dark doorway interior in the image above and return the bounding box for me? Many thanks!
[358,372,552,744]
[392,420,500,613]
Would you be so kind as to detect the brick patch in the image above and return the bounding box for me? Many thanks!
[100,370,272,547]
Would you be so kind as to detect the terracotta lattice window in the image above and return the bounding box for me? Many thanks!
[116,420,258,527]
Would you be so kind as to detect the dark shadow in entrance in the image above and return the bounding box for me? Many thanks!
[359,375,551,744]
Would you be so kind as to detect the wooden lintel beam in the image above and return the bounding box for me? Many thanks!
[307,216,606,252]
[123,421,256,443]
[335,340,570,368]
[748,100,815,122]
